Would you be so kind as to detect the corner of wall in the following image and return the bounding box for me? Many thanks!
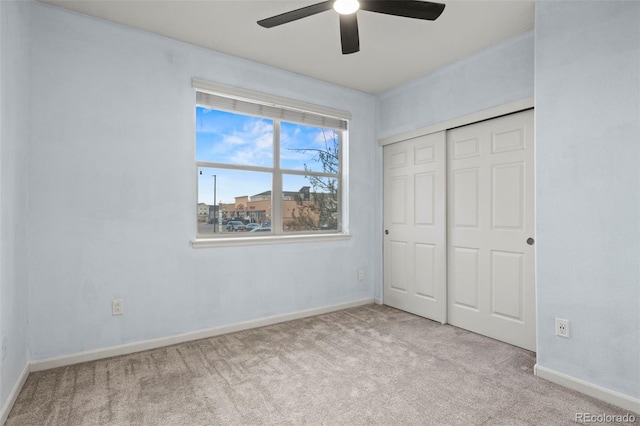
[0,0,32,418]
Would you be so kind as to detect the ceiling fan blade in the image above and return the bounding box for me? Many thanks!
[360,0,445,21]
[258,1,333,28]
[339,14,360,54]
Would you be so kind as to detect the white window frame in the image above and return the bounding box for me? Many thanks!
[191,79,351,248]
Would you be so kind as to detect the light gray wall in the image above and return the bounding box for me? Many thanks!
[535,1,640,399]
[0,0,30,411]
[376,30,534,140]
[27,3,377,360]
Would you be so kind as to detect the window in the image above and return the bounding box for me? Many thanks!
[193,80,350,245]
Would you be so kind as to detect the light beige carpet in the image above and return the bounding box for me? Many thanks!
[7,305,638,425]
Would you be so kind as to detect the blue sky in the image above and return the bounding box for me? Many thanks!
[196,107,338,204]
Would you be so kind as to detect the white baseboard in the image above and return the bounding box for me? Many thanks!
[30,298,374,372]
[0,362,29,425]
[534,364,640,414]
[373,297,382,305]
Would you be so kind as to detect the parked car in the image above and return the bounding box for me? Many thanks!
[246,223,261,231]
[226,221,246,232]
[250,227,271,233]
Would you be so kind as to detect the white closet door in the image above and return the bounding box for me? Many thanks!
[383,131,447,323]
[447,109,535,351]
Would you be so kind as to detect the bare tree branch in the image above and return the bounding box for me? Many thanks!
[284,129,340,230]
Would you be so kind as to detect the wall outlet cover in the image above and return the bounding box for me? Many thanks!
[555,318,569,338]
[112,299,124,316]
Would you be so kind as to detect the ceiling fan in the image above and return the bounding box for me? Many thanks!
[257,0,446,55]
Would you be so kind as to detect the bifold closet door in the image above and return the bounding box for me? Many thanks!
[383,131,447,324]
[447,109,535,351]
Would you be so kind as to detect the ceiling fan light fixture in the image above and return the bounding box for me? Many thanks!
[333,0,360,15]
[258,0,446,55]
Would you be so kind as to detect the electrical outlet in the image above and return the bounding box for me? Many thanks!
[358,269,365,281]
[555,318,569,338]
[112,299,124,316]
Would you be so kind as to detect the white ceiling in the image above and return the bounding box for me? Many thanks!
[41,0,535,94]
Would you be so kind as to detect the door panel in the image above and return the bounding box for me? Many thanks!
[490,250,524,320]
[389,241,409,292]
[383,132,446,323]
[415,243,436,299]
[447,109,535,351]
[492,162,525,229]
[450,247,480,310]
[390,177,407,224]
[452,168,480,227]
[415,173,435,225]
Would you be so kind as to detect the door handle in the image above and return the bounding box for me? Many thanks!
[526,237,535,245]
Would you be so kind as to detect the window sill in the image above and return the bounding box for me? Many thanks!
[191,232,351,248]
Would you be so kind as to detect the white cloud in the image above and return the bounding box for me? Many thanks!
[216,118,274,166]
[222,134,246,146]
[314,128,339,146]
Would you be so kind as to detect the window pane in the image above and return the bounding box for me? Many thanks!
[282,174,339,232]
[196,107,273,167]
[280,122,340,173]
[197,167,272,236]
